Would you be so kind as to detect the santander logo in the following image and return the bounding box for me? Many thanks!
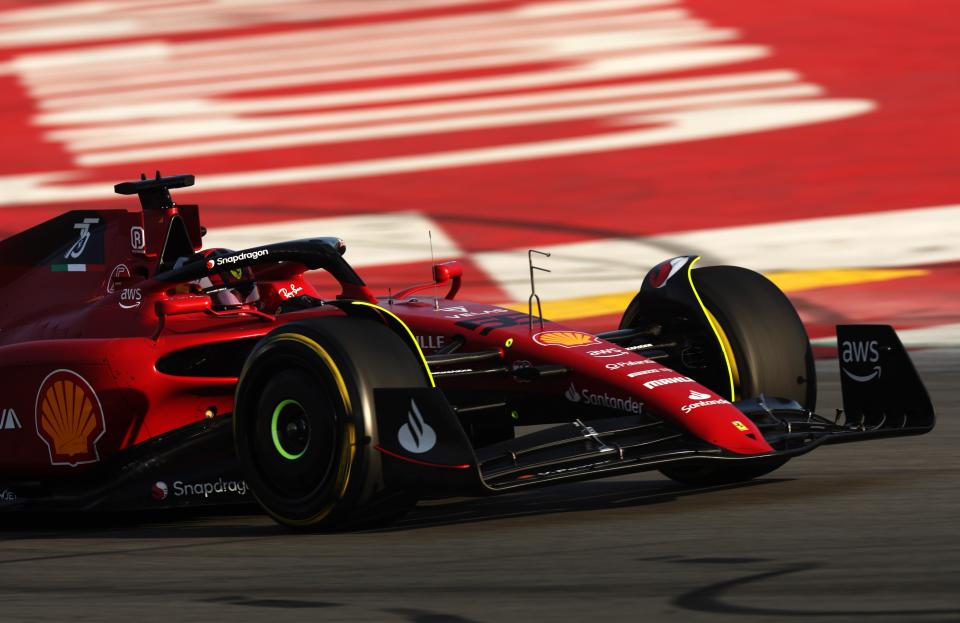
[397,400,436,454]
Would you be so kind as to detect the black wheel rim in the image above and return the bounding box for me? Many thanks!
[251,365,340,500]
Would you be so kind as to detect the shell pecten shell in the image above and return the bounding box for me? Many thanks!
[533,330,600,348]
[35,370,105,466]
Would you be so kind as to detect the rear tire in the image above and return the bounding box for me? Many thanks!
[658,265,815,486]
[234,317,429,530]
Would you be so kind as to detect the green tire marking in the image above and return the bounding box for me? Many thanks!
[271,399,307,460]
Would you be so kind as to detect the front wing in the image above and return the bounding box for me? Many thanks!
[374,324,934,496]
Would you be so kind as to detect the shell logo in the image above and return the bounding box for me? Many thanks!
[35,370,106,467]
[533,331,600,348]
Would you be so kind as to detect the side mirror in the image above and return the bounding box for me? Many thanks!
[432,260,462,282]
[432,261,462,299]
[395,260,464,300]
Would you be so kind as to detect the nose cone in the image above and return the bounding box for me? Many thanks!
[710,417,774,455]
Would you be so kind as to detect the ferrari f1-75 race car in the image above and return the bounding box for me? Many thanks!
[0,174,934,529]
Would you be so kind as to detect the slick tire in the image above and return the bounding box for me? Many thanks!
[233,317,429,530]
[659,265,816,486]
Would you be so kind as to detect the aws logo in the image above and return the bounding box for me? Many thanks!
[840,340,882,383]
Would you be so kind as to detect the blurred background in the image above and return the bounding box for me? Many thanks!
[0,0,956,348]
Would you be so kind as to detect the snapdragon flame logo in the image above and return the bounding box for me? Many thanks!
[35,370,106,467]
[152,481,169,501]
[533,331,600,348]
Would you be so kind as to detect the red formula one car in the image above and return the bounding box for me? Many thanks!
[0,175,935,529]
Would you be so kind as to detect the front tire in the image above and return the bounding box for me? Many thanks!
[234,317,429,530]
[658,265,815,486]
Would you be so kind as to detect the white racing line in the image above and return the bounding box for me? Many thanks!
[473,202,960,349]
[0,0,873,207]
[204,206,960,348]
[472,203,960,298]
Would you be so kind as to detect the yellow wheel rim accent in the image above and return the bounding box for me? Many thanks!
[705,308,741,400]
[350,301,436,387]
[686,257,738,402]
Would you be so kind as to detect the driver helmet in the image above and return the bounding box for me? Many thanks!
[195,249,260,309]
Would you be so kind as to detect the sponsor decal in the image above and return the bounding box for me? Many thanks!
[64,217,99,260]
[0,489,16,504]
[533,330,601,348]
[625,367,670,378]
[51,263,104,273]
[430,368,472,376]
[681,396,731,414]
[229,268,244,280]
[586,347,629,359]
[564,383,642,414]
[643,376,694,390]
[119,288,142,309]
[732,420,750,432]
[154,478,249,501]
[152,481,169,501]
[130,226,146,253]
[606,359,657,371]
[440,305,511,320]
[208,249,270,270]
[517,458,616,481]
[840,340,882,382]
[455,311,529,336]
[649,257,688,288]
[1,408,21,430]
[397,399,436,454]
[688,389,712,400]
[35,370,106,467]
[416,335,445,350]
[106,264,131,293]
[278,283,303,299]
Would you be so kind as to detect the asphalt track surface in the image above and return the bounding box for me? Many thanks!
[1,350,957,623]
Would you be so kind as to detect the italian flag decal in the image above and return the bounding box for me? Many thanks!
[51,264,104,273]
